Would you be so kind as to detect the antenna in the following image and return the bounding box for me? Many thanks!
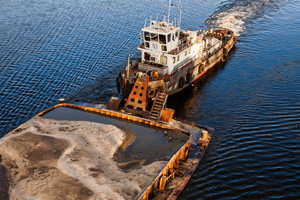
[161,0,172,25]
[179,7,182,28]
[160,0,184,29]
[177,0,182,28]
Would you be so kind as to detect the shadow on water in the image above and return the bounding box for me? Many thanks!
[168,47,237,118]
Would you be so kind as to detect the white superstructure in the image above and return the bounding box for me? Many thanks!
[117,0,237,98]
[138,18,205,75]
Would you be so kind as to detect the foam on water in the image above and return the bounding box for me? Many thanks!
[207,0,283,36]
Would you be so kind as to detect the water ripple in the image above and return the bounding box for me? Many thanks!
[1,0,300,199]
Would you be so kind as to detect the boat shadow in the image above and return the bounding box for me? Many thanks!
[167,46,237,118]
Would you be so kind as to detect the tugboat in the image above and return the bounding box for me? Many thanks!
[116,0,237,99]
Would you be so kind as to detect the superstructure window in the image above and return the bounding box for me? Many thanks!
[145,52,151,61]
[168,34,171,43]
[159,34,166,44]
[188,48,191,54]
[177,55,180,61]
[161,56,167,64]
[185,51,187,56]
[151,33,158,42]
[175,31,179,38]
[162,45,167,51]
[144,32,150,41]
[173,57,175,64]
[145,42,149,48]
[172,33,175,41]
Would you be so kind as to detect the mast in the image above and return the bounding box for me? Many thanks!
[167,0,171,25]
[178,0,181,28]
[179,0,181,28]
[127,55,130,78]
[161,0,182,28]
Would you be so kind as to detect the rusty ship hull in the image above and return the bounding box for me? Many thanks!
[117,28,237,99]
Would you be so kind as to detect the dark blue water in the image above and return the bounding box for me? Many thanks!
[1,0,300,199]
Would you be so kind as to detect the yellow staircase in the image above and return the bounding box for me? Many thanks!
[149,92,168,122]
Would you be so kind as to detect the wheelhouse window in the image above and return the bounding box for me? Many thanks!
[172,33,175,41]
[177,55,180,61]
[167,34,171,43]
[161,45,167,51]
[144,32,150,41]
[175,30,179,38]
[145,42,149,48]
[150,33,158,42]
[159,34,166,44]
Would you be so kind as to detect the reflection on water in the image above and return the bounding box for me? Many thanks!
[1,0,300,199]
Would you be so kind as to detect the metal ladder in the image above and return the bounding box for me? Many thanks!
[148,92,168,122]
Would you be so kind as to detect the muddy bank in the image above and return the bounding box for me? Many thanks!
[0,116,189,199]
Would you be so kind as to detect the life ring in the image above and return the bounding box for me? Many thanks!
[186,73,193,84]
[186,40,192,47]
[148,88,156,99]
[223,48,228,58]
[198,64,204,74]
[179,77,186,88]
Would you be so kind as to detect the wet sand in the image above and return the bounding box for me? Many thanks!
[0,116,189,200]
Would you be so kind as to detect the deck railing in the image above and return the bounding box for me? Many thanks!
[172,40,223,73]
